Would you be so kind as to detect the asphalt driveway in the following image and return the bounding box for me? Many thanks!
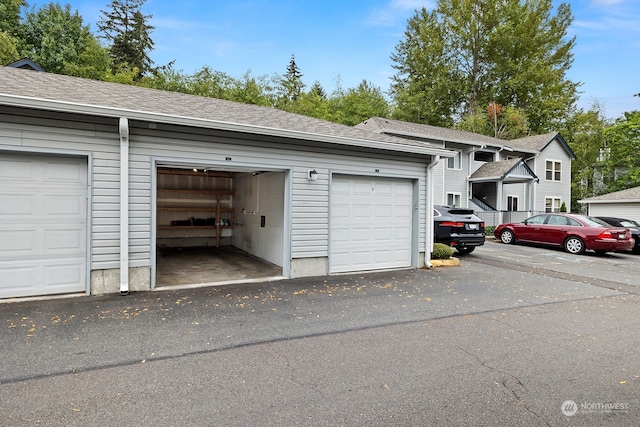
[1,244,638,426]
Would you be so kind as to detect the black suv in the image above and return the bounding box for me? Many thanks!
[434,205,485,254]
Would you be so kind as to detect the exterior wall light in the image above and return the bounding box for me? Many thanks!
[307,169,318,181]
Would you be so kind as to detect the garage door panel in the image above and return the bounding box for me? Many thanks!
[0,229,35,252]
[45,228,85,252]
[45,194,85,216]
[372,226,392,240]
[330,175,413,273]
[0,194,34,215]
[0,158,32,179]
[45,261,85,288]
[45,160,86,182]
[0,153,87,299]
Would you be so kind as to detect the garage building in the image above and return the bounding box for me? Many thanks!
[0,66,452,299]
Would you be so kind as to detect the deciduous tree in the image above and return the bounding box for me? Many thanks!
[602,110,640,192]
[559,103,609,210]
[390,0,578,133]
[21,3,108,76]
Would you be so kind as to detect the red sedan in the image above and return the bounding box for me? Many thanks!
[494,213,634,255]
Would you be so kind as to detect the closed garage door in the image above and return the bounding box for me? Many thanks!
[330,175,413,273]
[0,153,88,298]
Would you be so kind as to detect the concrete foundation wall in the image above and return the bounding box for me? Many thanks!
[290,257,329,278]
[91,266,151,294]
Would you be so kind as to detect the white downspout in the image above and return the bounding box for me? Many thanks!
[119,117,130,295]
[425,155,440,268]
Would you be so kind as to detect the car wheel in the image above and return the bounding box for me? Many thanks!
[456,247,475,255]
[500,229,515,244]
[564,236,585,254]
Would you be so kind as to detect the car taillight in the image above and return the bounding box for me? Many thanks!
[597,230,613,239]
[481,222,485,228]
[440,221,465,227]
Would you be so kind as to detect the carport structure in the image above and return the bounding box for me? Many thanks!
[0,66,454,299]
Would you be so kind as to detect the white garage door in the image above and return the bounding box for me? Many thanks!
[330,175,413,273]
[0,153,88,298]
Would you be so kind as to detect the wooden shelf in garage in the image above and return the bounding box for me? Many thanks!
[157,225,234,230]
[156,180,236,247]
[157,207,234,212]
[157,189,235,196]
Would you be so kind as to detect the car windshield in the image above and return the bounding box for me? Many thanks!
[582,216,609,227]
[620,220,639,228]
[525,215,546,225]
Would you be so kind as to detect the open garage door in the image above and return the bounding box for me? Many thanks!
[0,153,88,298]
[330,175,413,273]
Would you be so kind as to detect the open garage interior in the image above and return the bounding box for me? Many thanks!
[155,166,286,288]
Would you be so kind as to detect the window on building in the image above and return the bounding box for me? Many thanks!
[545,197,562,213]
[446,193,461,207]
[447,151,461,170]
[545,160,562,181]
[474,151,494,162]
[507,195,519,211]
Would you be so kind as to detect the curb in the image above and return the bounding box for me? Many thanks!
[430,257,461,267]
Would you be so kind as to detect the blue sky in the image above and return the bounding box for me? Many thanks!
[38,0,640,120]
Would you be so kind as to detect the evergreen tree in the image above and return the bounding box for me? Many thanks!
[280,54,305,102]
[98,0,155,78]
[309,80,326,99]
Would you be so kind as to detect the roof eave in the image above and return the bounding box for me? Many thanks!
[380,128,503,148]
[578,199,640,204]
[0,94,456,158]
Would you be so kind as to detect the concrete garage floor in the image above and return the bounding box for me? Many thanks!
[155,246,283,288]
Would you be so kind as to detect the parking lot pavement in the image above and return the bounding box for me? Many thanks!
[469,239,640,294]
[1,250,639,425]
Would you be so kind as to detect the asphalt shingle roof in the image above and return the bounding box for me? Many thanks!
[356,117,573,158]
[356,117,504,147]
[579,186,640,203]
[0,67,433,152]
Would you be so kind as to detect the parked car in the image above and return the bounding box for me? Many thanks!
[596,216,640,253]
[434,205,485,254]
[494,213,634,255]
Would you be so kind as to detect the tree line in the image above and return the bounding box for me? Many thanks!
[0,0,638,207]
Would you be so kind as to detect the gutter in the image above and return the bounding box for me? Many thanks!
[425,155,441,269]
[0,94,456,159]
[119,117,129,295]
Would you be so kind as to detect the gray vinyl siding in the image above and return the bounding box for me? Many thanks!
[433,162,446,205]
[1,112,433,279]
[0,114,123,271]
[443,150,468,207]
[587,203,640,224]
[533,139,573,212]
[129,125,429,261]
[291,167,329,257]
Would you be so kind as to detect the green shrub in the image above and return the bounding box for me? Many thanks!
[432,243,454,259]
[484,226,496,236]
